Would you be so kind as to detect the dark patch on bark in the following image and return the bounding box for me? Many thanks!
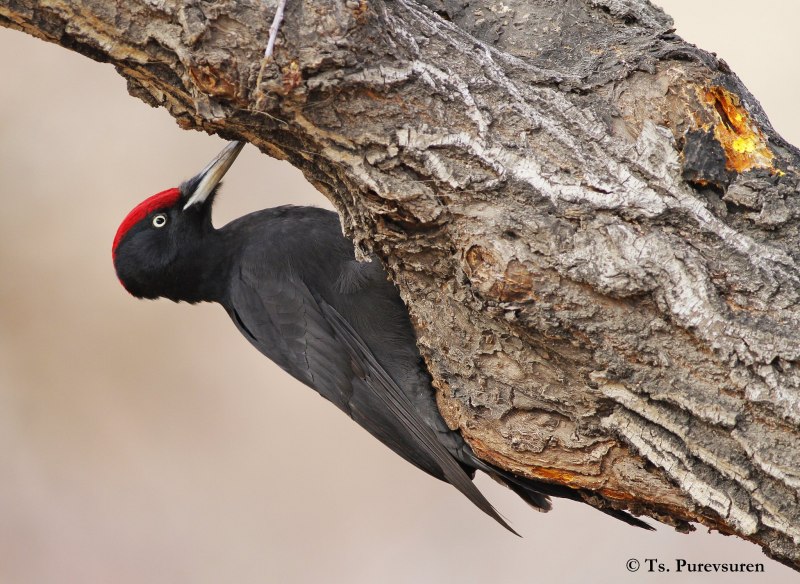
[681,128,735,190]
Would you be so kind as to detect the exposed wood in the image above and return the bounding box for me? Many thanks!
[1,0,799,569]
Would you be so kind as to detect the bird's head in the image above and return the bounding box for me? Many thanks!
[112,141,244,300]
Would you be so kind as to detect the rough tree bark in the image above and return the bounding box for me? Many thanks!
[2,0,799,569]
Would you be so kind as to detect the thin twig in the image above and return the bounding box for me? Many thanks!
[264,0,288,59]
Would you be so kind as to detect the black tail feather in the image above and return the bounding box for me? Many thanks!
[489,473,552,512]
[597,506,656,530]
[471,455,654,530]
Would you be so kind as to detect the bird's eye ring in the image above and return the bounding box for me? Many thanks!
[152,213,168,228]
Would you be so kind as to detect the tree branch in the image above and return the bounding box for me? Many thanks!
[264,0,287,59]
[2,0,799,569]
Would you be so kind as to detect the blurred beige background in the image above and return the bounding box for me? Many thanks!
[1,2,798,583]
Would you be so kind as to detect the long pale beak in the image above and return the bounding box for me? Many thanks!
[183,141,245,210]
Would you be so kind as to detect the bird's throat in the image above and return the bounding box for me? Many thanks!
[160,232,234,305]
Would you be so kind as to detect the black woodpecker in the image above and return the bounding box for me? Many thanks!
[112,141,651,533]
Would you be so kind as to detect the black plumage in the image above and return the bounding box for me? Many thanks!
[112,141,651,533]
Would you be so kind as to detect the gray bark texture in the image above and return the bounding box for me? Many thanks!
[3,0,799,569]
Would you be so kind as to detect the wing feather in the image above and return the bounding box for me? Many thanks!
[228,271,516,533]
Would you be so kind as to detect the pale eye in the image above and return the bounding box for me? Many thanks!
[152,213,168,228]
